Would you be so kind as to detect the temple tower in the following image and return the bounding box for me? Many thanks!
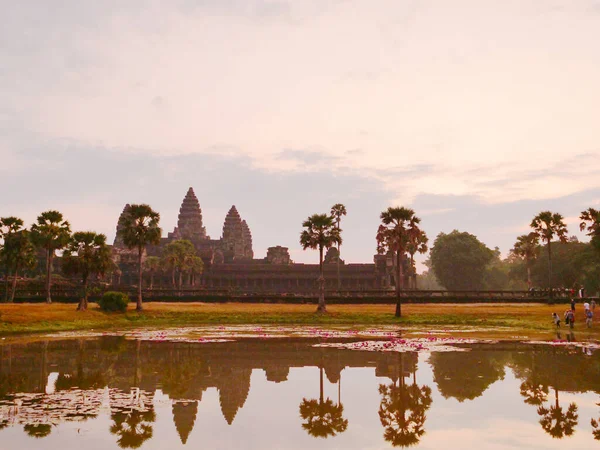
[241,220,254,259]
[222,206,247,260]
[176,187,207,242]
[113,204,131,247]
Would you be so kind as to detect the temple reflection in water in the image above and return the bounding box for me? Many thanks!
[1,337,600,449]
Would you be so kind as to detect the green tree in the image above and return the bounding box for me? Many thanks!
[530,211,568,292]
[161,240,196,289]
[406,218,428,290]
[0,217,26,302]
[429,230,494,291]
[299,366,348,438]
[117,204,162,311]
[330,204,347,290]
[143,256,161,289]
[580,208,600,253]
[511,233,540,289]
[23,424,53,439]
[300,214,341,313]
[188,256,204,286]
[62,232,113,311]
[2,230,37,302]
[30,211,71,304]
[377,207,420,317]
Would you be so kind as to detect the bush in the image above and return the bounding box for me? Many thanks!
[98,291,129,312]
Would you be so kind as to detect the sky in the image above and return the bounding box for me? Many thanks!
[1,0,599,267]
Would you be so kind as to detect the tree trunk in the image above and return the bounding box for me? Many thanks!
[137,247,143,311]
[316,245,326,313]
[3,269,10,303]
[527,265,532,290]
[178,271,183,290]
[9,264,19,303]
[46,249,53,304]
[149,273,154,290]
[77,275,88,311]
[319,366,324,404]
[547,240,553,298]
[171,268,176,288]
[395,250,402,317]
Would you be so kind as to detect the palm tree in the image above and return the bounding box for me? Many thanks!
[406,217,428,290]
[143,256,161,289]
[537,388,578,439]
[30,211,71,304]
[62,232,113,311]
[0,217,25,302]
[300,214,342,313]
[530,211,568,292]
[2,230,37,302]
[580,208,600,252]
[377,207,420,317]
[520,380,549,406]
[299,366,348,438]
[117,204,162,311]
[330,204,347,290]
[511,233,540,289]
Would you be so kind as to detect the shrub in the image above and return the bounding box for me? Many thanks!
[98,291,129,312]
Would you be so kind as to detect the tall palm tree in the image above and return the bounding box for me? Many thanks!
[299,366,348,438]
[530,211,568,292]
[300,214,341,313]
[0,217,25,302]
[406,217,428,290]
[117,204,162,311]
[62,232,113,311]
[511,233,540,289]
[377,207,420,317]
[330,204,347,290]
[2,230,37,302]
[30,211,71,304]
[580,208,600,252]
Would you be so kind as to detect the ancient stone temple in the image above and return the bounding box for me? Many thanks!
[173,187,207,242]
[113,204,131,247]
[111,187,387,292]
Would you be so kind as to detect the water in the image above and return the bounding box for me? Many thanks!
[1,336,600,449]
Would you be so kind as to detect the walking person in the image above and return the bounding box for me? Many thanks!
[565,309,575,329]
[586,309,593,328]
[571,298,576,312]
[552,312,561,329]
[592,299,596,311]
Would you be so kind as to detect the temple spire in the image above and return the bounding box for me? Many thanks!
[176,187,207,241]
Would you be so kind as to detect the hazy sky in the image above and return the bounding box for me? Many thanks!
[1,0,599,265]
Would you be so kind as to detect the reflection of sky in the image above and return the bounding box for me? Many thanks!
[2,354,600,449]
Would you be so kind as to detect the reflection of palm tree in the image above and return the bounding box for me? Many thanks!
[23,423,52,438]
[519,381,548,406]
[378,381,432,447]
[110,410,156,449]
[537,389,578,439]
[299,367,348,438]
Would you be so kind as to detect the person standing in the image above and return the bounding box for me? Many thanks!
[552,312,561,329]
[591,299,596,311]
[586,309,593,328]
[571,298,576,312]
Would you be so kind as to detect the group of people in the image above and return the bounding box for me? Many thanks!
[553,298,596,329]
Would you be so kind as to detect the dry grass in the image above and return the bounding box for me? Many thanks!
[0,302,596,337]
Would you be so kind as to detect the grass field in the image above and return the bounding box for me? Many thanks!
[0,302,598,339]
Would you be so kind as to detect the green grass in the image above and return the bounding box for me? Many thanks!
[0,302,592,337]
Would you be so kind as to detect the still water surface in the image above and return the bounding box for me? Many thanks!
[1,336,600,449]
